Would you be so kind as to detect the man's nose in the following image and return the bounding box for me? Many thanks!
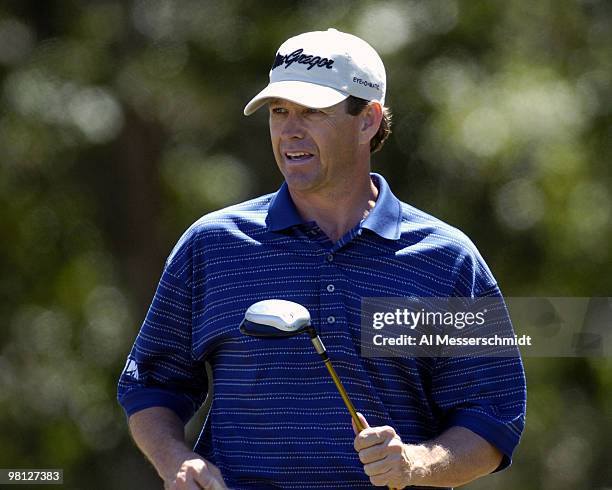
[280,113,305,139]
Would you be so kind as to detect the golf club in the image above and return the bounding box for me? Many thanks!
[240,299,397,490]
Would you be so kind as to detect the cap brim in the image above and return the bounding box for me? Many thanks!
[243,80,349,116]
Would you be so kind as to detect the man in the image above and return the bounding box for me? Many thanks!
[118,28,526,489]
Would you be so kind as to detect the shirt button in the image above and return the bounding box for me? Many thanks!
[326,284,335,292]
[327,316,336,324]
[326,254,334,262]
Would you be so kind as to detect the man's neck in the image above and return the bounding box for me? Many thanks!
[289,174,379,243]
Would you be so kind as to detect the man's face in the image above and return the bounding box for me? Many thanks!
[268,98,364,194]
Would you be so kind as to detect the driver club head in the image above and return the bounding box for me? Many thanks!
[240,299,312,338]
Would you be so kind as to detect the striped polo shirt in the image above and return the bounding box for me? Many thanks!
[117,173,526,490]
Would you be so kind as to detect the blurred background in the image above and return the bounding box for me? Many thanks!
[0,0,610,488]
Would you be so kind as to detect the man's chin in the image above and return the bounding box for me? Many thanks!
[282,172,323,193]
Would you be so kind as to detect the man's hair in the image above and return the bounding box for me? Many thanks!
[345,96,392,154]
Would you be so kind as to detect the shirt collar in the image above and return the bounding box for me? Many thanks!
[362,173,402,240]
[266,181,305,231]
[266,173,402,241]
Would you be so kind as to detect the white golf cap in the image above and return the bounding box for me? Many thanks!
[244,28,386,116]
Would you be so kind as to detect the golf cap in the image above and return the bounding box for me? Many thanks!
[243,28,386,116]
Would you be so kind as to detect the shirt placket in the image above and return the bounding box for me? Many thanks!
[300,223,363,339]
[319,248,341,336]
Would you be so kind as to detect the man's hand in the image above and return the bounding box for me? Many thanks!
[165,452,228,490]
[128,408,230,490]
[352,412,427,488]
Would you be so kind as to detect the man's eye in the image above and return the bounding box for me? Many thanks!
[306,108,321,114]
[271,107,287,114]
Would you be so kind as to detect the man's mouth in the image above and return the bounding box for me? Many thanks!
[284,151,314,162]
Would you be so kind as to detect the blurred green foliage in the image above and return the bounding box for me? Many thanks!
[0,1,610,489]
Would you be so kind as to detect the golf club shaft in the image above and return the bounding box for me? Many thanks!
[322,358,398,490]
[322,358,364,431]
[307,332,366,430]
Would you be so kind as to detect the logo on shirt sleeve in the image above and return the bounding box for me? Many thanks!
[122,357,140,380]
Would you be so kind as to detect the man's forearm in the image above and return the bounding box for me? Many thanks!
[404,426,503,488]
[128,406,196,481]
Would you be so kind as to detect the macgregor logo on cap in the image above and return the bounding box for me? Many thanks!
[272,48,335,71]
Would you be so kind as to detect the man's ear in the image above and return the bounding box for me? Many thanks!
[358,102,383,146]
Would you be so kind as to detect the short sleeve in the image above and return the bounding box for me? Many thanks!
[431,353,526,471]
[117,230,208,423]
[432,244,527,470]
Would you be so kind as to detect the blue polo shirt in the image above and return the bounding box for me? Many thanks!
[118,173,526,490]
